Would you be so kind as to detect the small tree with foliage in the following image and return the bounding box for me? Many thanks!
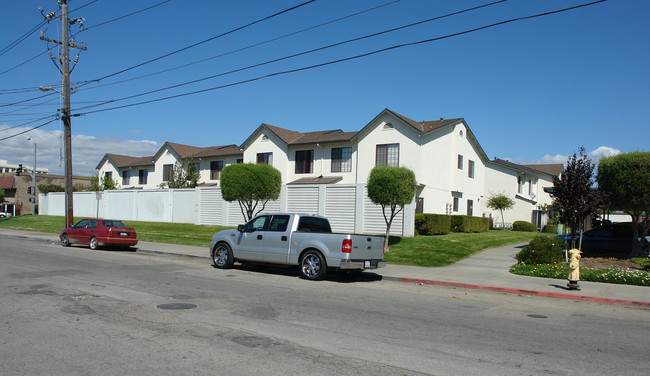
[90,175,118,191]
[550,147,604,249]
[161,158,200,188]
[486,191,515,229]
[0,188,5,204]
[367,166,417,251]
[598,151,650,258]
[220,163,281,221]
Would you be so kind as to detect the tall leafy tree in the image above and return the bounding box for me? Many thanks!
[486,191,515,229]
[597,151,650,258]
[550,147,604,249]
[367,166,417,251]
[220,163,281,221]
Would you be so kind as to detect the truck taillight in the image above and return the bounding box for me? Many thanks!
[341,239,352,253]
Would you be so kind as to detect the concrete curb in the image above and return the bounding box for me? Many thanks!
[395,277,650,309]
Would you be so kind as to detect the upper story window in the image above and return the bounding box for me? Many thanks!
[457,154,463,170]
[139,169,148,185]
[331,147,352,173]
[295,150,314,174]
[122,170,129,185]
[376,143,399,167]
[210,161,223,180]
[517,176,523,194]
[468,160,475,178]
[162,164,173,182]
[257,152,273,165]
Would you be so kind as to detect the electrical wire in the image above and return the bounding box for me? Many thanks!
[75,0,607,117]
[74,0,507,110]
[0,118,59,141]
[0,20,47,57]
[83,0,172,30]
[88,0,318,83]
[75,0,403,91]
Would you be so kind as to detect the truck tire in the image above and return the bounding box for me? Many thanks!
[213,243,234,269]
[300,250,327,280]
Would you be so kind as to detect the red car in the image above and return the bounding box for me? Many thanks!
[60,218,138,250]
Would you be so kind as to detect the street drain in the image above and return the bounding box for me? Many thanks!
[527,314,548,319]
[157,303,198,310]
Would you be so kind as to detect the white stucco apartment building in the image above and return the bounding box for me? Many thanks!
[96,108,562,227]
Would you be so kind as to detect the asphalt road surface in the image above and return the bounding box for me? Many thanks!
[1,236,649,376]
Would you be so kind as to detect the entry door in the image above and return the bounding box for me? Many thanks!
[263,215,292,264]
[467,199,474,217]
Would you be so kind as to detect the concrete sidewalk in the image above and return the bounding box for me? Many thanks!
[2,228,649,308]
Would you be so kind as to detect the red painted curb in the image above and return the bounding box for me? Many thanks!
[401,278,650,309]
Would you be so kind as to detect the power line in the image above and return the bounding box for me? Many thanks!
[0,118,59,141]
[76,0,607,116]
[87,0,318,83]
[76,0,403,92]
[84,0,172,30]
[0,20,47,57]
[74,0,507,111]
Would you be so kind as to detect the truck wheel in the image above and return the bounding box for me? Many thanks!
[213,243,234,269]
[300,250,327,280]
[89,237,99,250]
[61,234,71,247]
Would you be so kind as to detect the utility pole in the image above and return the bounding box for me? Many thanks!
[40,0,86,228]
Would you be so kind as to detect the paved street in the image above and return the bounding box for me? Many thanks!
[2,236,649,375]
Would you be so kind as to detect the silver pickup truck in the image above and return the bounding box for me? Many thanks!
[209,213,386,280]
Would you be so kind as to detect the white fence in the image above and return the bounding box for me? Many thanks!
[39,184,415,236]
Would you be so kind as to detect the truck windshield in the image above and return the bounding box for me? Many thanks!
[297,217,332,233]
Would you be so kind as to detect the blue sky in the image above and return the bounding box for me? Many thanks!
[1,0,647,176]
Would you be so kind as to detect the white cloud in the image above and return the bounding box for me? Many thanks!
[0,125,161,176]
[505,146,622,167]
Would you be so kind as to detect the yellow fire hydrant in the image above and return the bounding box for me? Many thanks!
[567,248,582,290]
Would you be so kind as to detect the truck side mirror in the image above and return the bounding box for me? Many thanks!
[237,224,245,233]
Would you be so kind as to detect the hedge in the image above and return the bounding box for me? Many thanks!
[513,221,537,232]
[415,213,450,235]
[541,224,558,234]
[451,215,489,233]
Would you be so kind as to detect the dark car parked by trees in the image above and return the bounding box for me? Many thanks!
[555,222,649,258]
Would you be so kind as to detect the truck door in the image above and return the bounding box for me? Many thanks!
[262,215,292,264]
[235,215,269,261]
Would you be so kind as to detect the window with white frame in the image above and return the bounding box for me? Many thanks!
[376,143,399,167]
[453,197,459,212]
[122,170,129,185]
[257,152,273,165]
[210,161,223,180]
[139,169,148,185]
[331,147,352,173]
[295,150,314,174]
[163,164,173,182]
[457,154,463,170]
[468,160,475,178]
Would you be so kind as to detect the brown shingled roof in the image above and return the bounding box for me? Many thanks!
[387,109,462,133]
[165,142,204,159]
[522,164,564,176]
[263,124,356,145]
[191,144,242,158]
[106,154,153,168]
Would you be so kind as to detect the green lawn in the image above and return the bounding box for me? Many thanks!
[0,215,231,247]
[386,230,549,267]
[1,215,545,266]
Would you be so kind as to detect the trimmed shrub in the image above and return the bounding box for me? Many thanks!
[415,214,450,235]
[516,236,567,264]
[450,215,489,233]
[542,224,558,234]
[512,221,537,232]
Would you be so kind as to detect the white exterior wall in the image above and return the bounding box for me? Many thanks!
[243,130,289,180]
[196,155,241,186]
[284,142,359,184]
[482,162,555,226]
[355,113,421,184]
[152,146,182,189]
[97,161,120,187]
